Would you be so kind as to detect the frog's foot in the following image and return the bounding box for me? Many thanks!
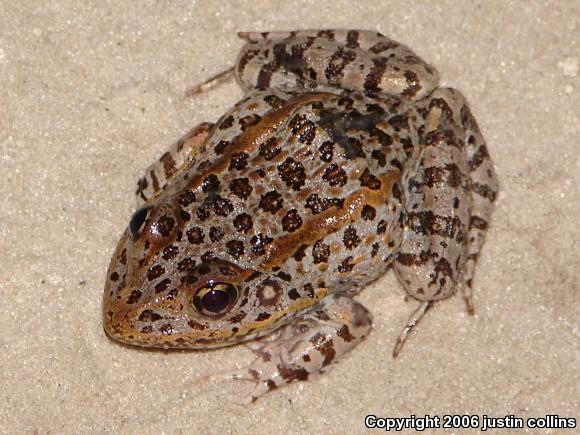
[211,294,372,402]
[236,29,438,100]
[135,122,213,205]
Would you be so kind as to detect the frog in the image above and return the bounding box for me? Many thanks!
[103,29,498,401]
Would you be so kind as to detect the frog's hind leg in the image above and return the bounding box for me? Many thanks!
[454,90,499,313]
[392,87,498,356]
[212,294,372,402]
[135,122,213,206]
[236,29,439,100]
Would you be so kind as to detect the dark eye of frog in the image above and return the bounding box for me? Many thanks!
[193,282,239,316]
[129,206,153,240]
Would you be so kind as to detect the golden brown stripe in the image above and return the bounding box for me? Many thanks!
[262,170,401,269]
[186,92,335,193]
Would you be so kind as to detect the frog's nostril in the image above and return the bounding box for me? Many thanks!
[129,206,153,239]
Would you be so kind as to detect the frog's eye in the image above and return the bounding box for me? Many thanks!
[129,206,153,240]
[193,282,239,316]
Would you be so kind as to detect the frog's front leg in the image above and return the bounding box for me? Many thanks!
[220,294,372,402]
[392,88,498,356]
[135,122,213,205]
[236,29,439,100]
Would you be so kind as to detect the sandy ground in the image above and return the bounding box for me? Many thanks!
[1,1,578,433]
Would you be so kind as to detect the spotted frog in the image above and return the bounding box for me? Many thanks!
[103,30,498,400]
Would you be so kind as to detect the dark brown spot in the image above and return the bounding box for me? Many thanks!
[388,114,410,131]
[154,278,171,293]
[277,157,306,191]
[256,312,271,321]
[343,227,361,249]
[213,196,233,217]
[288,288,300,300]
[359,168,381,190]
[371,243,379,257]
[196,207,210,221]
[310,332,336,366]
[305,193,344,215]
[201,251,216,263]
[364,57,388,94]
[277,271,291,282]
[312,240,330,264]
[322,163,347,187]
[281,209,303,233]
[156,216,175,237]
[188,320,207,330]
[338,256,355,272]
[318,141,334,162]
[229,177,253,199]
[179,210,191,222]
[292,244,308,261]
[337,325,355,342]
[259,190,284,214]
[469,145,490,170]
[127,289,142,304]
[186,227,204,244]
[239,114,262,130]
[209,226,224,242]
[177,190,196,207]
[472,181,497,201]
[251,234,273,256]
[226,240,245,259]
[214,140,230,154]
[303,283,315,298]
[233,213,253,233]
[259,137,281,160]
[361,205,376,221]
[263,94,286,108]
[369,41,398,53]
[177,257,196,273]
[396,252,429,267]
[147,265,165,281]
[138,309,162,322]
[160,152,176,178]
[278,364,309,382]
[109,271,119,282]
[424,164,462,188]
[229,152,249,170]
[392,183,402,201]
[470,216,488,230]
[219,115,234,129]
[201,174,220,193]
[377,219,387,234]
[402,70,421,98]
[159,324,173,335]
[346,30,360,48]
[325,47,356,80]
[371,149,386,167]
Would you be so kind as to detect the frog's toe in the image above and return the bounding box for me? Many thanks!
[393,301,434,358]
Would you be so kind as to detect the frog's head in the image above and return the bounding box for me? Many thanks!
[103,203,326,349]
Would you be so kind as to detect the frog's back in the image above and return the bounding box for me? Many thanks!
[159,89,415,296]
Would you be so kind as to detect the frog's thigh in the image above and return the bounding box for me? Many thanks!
[394,87,497,309]
[231,294,372,402]
[236,29,439,100]
[135,122,213,205]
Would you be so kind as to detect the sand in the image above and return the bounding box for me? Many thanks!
[1,1,578,433]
